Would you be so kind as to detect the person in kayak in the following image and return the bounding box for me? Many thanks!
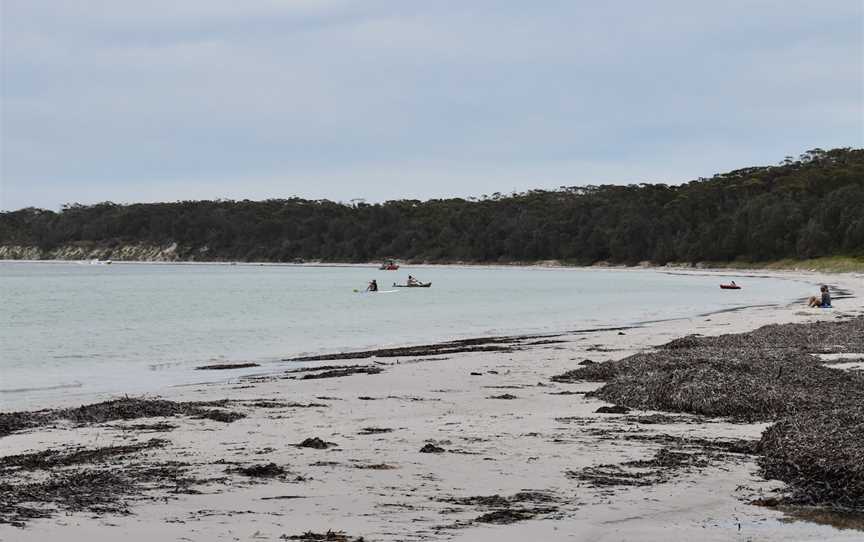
[807,285,831,307]
[407,275,420,286]
[367,279,378,292]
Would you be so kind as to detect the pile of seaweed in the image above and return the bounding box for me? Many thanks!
[555,347,864,420]
[0,438,205,527]
[759,406,864,508]
[0,397,246,438]
[662,317,864,353]
[553,317,864,509]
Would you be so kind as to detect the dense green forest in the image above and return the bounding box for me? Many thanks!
[2,148,862,264]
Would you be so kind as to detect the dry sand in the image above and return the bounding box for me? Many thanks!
[2,269,862,541]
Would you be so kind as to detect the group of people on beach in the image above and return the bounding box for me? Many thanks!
[807,285,832,308]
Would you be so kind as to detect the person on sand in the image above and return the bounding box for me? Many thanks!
[807,285,831,308]
[367,279,378,292]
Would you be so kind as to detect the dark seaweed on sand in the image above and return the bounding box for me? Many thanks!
[553,317,864,509]
[661,318,864,353]
[0,438,167,473]
[0,439,204,527]
[553,318,864,421]
[0,397,246,438]
[759,406,864,509]
[280,531,363,541]
[228,462,287,478]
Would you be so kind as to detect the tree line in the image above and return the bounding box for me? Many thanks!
[1,148,862,264]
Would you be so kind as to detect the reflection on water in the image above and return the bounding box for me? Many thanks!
[777,505,864,532]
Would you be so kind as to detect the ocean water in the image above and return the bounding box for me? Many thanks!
[0,262,805,409]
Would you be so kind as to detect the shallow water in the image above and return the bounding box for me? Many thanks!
[0,262,806,409]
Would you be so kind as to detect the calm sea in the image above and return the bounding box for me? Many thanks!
[0,262,804,409]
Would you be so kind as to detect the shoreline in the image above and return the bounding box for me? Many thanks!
[1,270,861,540]
[0,267,843,413]
[3,256,863,274]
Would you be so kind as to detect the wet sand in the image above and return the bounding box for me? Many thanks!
[1,269,862,541]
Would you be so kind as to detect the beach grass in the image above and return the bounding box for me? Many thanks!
[706,256,864,273]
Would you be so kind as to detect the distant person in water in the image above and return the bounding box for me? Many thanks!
[808,285,831,308]
[367,279,378,292]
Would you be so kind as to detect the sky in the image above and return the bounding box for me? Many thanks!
[1,1,862,211]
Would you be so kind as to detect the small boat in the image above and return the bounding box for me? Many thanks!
[719,283,741,290]
[393,282,432,288]
[379,261,399,270]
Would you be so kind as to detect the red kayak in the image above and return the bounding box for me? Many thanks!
[720,284,741,290]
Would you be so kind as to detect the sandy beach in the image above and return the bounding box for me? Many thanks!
[2,268,863,541]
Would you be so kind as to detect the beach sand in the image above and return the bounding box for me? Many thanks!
[2,269,862,541]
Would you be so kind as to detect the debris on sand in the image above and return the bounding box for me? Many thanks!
[567,447,711,487]
[283,335,546,362]
[193,409,246,423]
[420,443,446,454]
[0,439,167,473]
[439,491,558,525]
[487,394,518,400]
[228,462,286,478]
[578,359,596,365]
[475,508,546,524]
[759,406,864,509]
[195,362,260,370]
[109,421,177,432]
[553,345,864,421]
[297,437,336,449]
[595,405,630,414]
[0,397,247,438]
[661,318,864,353]
[622,413,704,425]
[354,463,397,470]
[554,318,864,509]
[440,491,557,507]
[280,530,363,541]
[0,440,204,527]
[301,366,383,380]
[358,427,393,435]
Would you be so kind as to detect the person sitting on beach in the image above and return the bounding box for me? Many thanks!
[807,285,831,308]
[367,279,378,292]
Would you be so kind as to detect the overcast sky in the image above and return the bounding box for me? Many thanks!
[2,1,862,211]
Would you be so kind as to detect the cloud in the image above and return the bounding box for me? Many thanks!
[2,1,862,210]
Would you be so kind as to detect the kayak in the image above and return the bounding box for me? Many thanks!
[393,282,432,288]
[353,289,399,294]
[379,264,399,270]
[719,284,741,290]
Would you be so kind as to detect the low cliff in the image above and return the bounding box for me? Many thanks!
[0,242,204,262]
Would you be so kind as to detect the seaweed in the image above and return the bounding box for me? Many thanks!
[759,406,864,509]
[0,397,246,438]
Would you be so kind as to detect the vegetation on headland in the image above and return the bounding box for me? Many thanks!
[698,256,864,273]
[1,148,862,265]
